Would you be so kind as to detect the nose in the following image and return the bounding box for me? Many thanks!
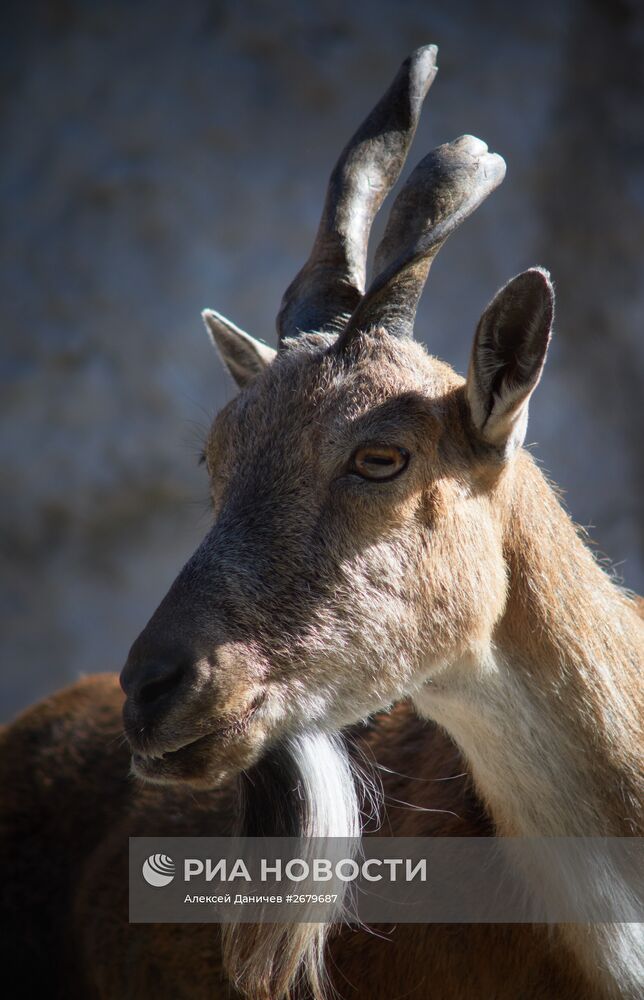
[119,639,202,733]
[120,657,191,708]
[120,636,211,754]
[120,647,199,752]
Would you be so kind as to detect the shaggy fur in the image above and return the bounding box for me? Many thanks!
[222,732,363,1000]
[0,682,605,1000]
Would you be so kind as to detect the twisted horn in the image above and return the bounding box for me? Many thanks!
[277,45,438,345]
[338,135,506,344]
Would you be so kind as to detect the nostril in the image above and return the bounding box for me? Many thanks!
[121,658,191,709]
[138,662,186,705]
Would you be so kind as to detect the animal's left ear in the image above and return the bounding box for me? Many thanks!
[466,268,554,458]
[202,310,277,388]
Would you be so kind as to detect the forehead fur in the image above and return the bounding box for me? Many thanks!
[208,328,463,458]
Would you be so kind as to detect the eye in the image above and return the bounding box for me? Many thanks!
[350,445,410,481]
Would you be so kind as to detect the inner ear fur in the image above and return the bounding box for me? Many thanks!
[203,310,276,388]
[466,267,554,457]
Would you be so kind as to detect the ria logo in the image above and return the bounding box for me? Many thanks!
[142,853,175,887]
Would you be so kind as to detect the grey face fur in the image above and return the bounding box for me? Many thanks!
[119,46,554,789]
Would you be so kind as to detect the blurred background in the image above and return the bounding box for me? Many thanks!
[2,0,643,721]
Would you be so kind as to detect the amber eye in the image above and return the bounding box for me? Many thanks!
[351,445,410,481]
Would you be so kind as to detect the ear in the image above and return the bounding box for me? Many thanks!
[466,268,554,458]
[202,310,276,388]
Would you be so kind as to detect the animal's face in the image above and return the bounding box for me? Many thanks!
[121,291,549,789]
[119,46,554,788]
[200,331,508,706]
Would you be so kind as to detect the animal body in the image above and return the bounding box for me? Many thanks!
[1,45,642,1000]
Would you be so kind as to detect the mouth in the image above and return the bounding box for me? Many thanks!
[131,730,224,785]
[128,703,265,789]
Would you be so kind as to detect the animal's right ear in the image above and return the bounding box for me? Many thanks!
[202,310,276,388]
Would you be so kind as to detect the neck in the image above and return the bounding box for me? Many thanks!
[416,455,642,837]
[413,456,643,996]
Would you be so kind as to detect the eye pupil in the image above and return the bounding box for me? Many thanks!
[352,446,409,481]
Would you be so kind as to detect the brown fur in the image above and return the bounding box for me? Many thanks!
[0,674,597,999]
[2,325,641,999]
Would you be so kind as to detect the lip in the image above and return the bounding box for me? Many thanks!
[132,728,216,766]
[131,728,233,786]
[132,730,218,771]
[129,699,265,788]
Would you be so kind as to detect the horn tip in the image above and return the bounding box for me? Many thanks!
[413,43,438,62]
[484,150,507,187]
[408,44,439,91]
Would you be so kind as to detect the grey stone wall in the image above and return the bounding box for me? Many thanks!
[2,0,642,719]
